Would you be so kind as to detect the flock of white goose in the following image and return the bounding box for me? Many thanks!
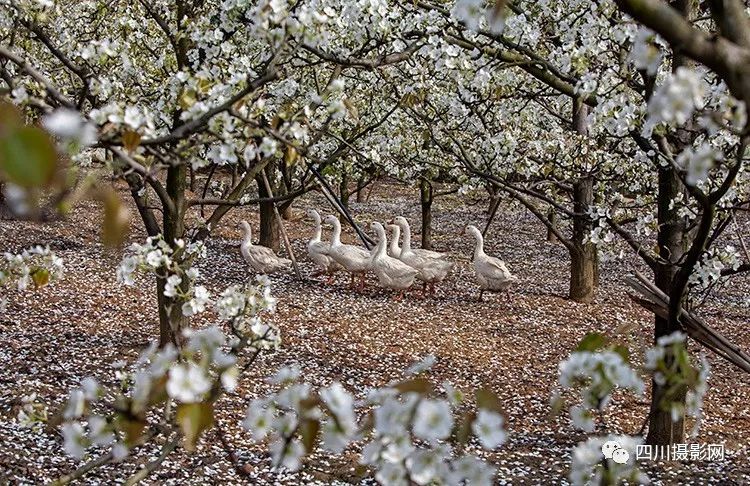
[239,209,517,300]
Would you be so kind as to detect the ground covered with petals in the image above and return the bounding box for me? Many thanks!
[2,181,749,484]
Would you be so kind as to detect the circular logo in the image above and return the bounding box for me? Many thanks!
[612,448,630,464]
[601,440,620,459]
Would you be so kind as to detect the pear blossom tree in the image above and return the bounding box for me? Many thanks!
[402,0,750,446]
[0,0,434,344]
[5,1,750,483]
[554,329,710,484]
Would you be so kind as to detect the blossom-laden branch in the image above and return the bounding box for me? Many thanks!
[21,242,281,482]
[552,330,709,485]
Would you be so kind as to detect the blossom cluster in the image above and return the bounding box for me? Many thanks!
[116,235,209,316]
[569,434,649,486]
[556,340,644,432]
[644,331,710,438]
[1,245,64,292]
[584,206,615,246]
[689,245,741,290]
[244,356,506,485]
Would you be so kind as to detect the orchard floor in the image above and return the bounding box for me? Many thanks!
[2,179,750,485]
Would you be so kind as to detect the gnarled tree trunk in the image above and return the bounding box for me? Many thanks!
[569,176,599,302]
[159,164,188,347]
[420,178,433,250]
[547,208,558,243]
[356,175,367,203]
[568,97,599,302]
[255,169,280,252]
[338,170,350,223]
[647,159,688,445]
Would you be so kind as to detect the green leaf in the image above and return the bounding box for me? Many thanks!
[179,88,197,110]
[475,388,503,413]
[285,146,298,166]
[300,418,320,453]
[98,188,131,247]
[575,332,607,352]
[30,268,50,288]
[549,393,565,419]
[0,102,23,135]
[116,414,147,446]
[0,126,58,188]
[613,344,630,363]
[454,411,475,444]
[122,130,141,153]
[393,378,432,395]
[176,402,214,452]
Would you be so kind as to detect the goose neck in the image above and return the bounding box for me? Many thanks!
[312,216,322,242]
[241,223,252,245]
[472,230,485,259]
[389,226,401,255]
[373,227,387,258]
[401,222,412,253]
[330,219,342,246]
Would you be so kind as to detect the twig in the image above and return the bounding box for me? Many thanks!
[123,435,180,486]
[51,452,114,485]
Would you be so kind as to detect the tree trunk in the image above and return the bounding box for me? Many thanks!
[645,0,693,446]
[569,245,597,303]
[420,179,433,250]
[569,176,598,302]
[356,175,367,203]
[487,185,500,216]
[547,208,558,243]
[568,97,599,302]
[159,164,188,347]
[647,166,688,445]
[256,170,280,251]
[339,170,349,223]
[282,202,292,220]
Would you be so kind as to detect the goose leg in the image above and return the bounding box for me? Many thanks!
[358,273,366,292]
[393,290,404,301]
[477,289,484,302]
[430,282,436,296]
[349,272,355,288]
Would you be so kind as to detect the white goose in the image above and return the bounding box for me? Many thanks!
[387,223,402,258]
[392,216,449,260]
[239,221,291,274]
[306,209,342,283]
[465,225,517,301]
[393,217,453,296]
[324,214,371,291]
[370,222,418,300]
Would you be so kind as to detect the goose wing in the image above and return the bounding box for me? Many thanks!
[330,244,371,271]
[413,248,448,260]
[379,255,419,279]
[479,255,513,280]
[308,240,331,256]
[247,245,290,271]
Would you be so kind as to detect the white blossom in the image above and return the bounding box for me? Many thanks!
[42,108,97,147]
[61,422,86,459]
[412,399,453,443]
[166,363,212,403]
[471,409,507,449]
